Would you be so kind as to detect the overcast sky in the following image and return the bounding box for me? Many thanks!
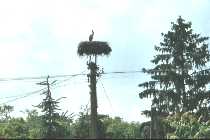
[0,0,209,122]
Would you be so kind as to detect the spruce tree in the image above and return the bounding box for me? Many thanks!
[35,84,63,138]
[139,16,210,116]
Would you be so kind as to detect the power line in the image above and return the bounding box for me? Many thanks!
[0,82,69,105]
[0,73,87,82]
[0,78,72,104]
[0,76,47,82]
[0,68,208,82]
[1,68,202,103]
[0,88,47,105]
[0,68,192,101]
[0,72,88,104]
[98,78,115,116]
[0,93,31,100]
[102,70,143,75]
[0,77,78,100]
[50,70,87,87]
[101,75,142,80]
[98,78,116,130]
[0,70,141,102]
[51,78,86,90]
[0,70,146,82]
[49,70,88,89]
[0,70,143,82]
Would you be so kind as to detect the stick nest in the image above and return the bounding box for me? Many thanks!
[77,41,112,56]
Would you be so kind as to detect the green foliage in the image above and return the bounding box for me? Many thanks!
[71,108,90,138]
[2,118,28,139]
[35,88,66,138]
[0,108,74,139]
[139,16,210,115]
[102,117,142,139]
[165,112,210,139]
[55,111,74,139]
[0,104,143,139]
[70,105,142,139]
[194,125,210,139]
[105,117,129,138]
[25,109,73,139]
[25,109,44,138]
[0,105,13,122]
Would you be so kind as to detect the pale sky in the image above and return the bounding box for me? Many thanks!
[0,0,209,123]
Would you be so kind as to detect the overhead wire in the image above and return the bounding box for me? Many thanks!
[0,73,87,82]
[0,79,70,101]
[98,77,115,116]
[101,75,140,80]
[0,68,207,82]
[0,70,144,82]
[0,70,88,104]
[50,70,88,89]
[0,93,36,100]
[0,69,146,106]
[97,78,115,128]
[0,81,72,105]
[50,77,87,90]
[0,81,70,105]
[0,87,47,105]
[102,70,143,75]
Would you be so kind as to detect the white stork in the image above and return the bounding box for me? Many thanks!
[89,30,94,42]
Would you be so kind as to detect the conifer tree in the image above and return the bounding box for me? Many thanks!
[35,78,65,138]
[139,16,210,116]
[35,92,61,138]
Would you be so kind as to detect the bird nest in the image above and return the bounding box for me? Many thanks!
[77,41,112,56]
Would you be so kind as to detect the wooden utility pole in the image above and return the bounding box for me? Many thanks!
[150,106,157,139]
[150,103,161,139]
[77,30,112,139]
[87,60,100,138]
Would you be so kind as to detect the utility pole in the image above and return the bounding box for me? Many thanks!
[77,31,111,139]
[87,60,99,138]
[150,105,156,139]
[150,102,159,139]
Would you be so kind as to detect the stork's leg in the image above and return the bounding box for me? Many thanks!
[89,55,91,62]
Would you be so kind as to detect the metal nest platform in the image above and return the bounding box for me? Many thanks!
[77,41,112,56]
